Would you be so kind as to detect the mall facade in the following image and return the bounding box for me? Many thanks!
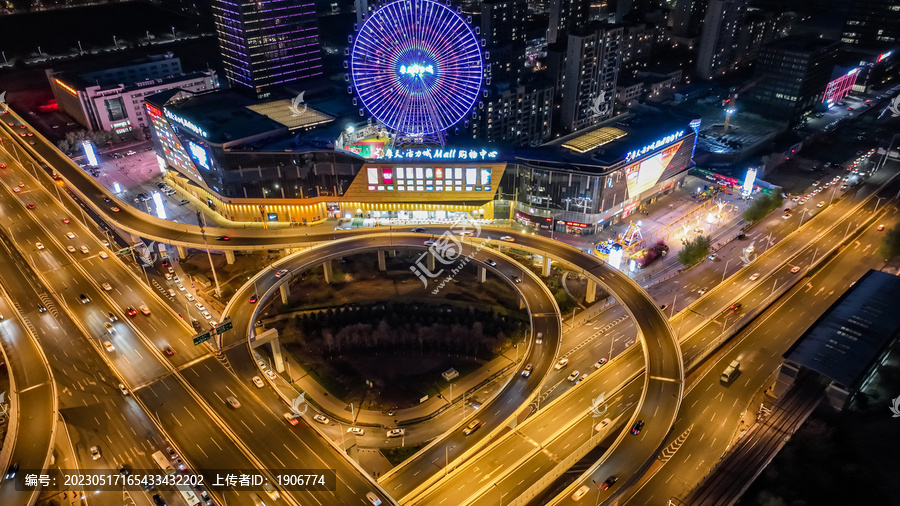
[146,89,696,234]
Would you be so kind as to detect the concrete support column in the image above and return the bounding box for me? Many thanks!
[377,250,386,271]
[224,250,235,264]
[176,245,188,259]
[477,265,486,283]
[279,283,290,305]
[388,249,397,258]
[280,249,291,258]
[323,259,334,284]
[427,252,435,272]
[542,257,551,277]
[270,339,285,373]
[586,278,597,304]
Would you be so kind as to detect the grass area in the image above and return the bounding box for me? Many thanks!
[380,443,429,467]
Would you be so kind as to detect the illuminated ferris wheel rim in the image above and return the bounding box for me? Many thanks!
[350,0,484,137]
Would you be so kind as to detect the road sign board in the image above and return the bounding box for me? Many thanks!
[192,331,211,345]
[214,317,233,335]
[117,248,130,256]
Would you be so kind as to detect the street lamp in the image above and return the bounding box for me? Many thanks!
[876,133,900,172]
[721,258,731,284]
[875,196,886,213]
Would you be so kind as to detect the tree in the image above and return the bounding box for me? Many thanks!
[678,235,711,266]
[743,193,784,223]
[877,224,900,260]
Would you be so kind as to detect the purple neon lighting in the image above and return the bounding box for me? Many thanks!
[351,0,483,136]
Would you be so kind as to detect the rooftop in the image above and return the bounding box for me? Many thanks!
[245,99,334,131]
[784,270,900,388]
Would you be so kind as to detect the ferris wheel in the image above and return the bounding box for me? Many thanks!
[350,0,484,138]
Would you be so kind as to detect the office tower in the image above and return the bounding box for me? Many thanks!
[548,0,591,44]
[696,0,748,79]
[481,0,528,84]
[211,0,322,99]
[744,35,840,124]
[470,81,555,145]
[560,23,623,132]
[670,0,707,38]
[841,0,900,48]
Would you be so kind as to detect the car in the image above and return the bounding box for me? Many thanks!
[252,376,265,388]
[729,303,741,312]
[215,235,230,241]
[423,239,435,246]
[66,232,75,239]
[521,364,533,377]
[484,258,497,267]
[708,253,717,260]
[66,245,77,255]
[202,311,212,319]
[249,294,259,303]
[177,283,186,291]
[823,182,830,188]
[790,266,801,273]
[163,345,175,356]
[816,202,825,208]
[5,462,19,479]
[226,396,241,409]
[152,494,167,506]
[12,187,19,193]
[631,420,645,435]
[499,235,515,242]
[387,428,405,438]
[313,414,329,424]
[264,482,281,501]
[595,418,612,431]
[366,491,383,505]
[0,163,5,169]
[98,251,108,259]
[126,306,137,316]
[698,287,708,295]
[110,206,121,212]
[567,371,580,382]
[101,282,112,291]
[411,227,426,233]
[107,312,118,322]
[139,305,150,315]
[62,218,70,224]
[164,273,173,281]
[118,383,129,395]
[79,293,90,304]
[195,302,206,311]
[26,203,35,209]
[103,197,111,203]
[462,419,482,435]
[185,293,195,301]
[600,476,618,490]
[554,358,569,370]
[790,196,799,202]
[348,427,365,436]
[90,446,101,460]
[17,183,24,188]
[103,341,115,352]
[167,266,175,274]
[104,322,114,333]
[593,358,607,368]
[535,332,543,344]
[749,273,760,281]
[275,269,289,277]
[283,412,299,425]
[265,369,277,380]
[571,485,590,501]
[736,233,746,240]
[878,224,885,231]
[79,245,89,254]
[510,275,522,283]
[35,242,44,250]
[38,304,47,313]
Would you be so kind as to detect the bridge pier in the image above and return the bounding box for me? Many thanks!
[176,245,188,259]
[427,252,435,272]
[224,250,235,264]
[271,338,285,373]
[586,278,596,304]
[477,265,486,283]
[377,250,386,271]
[323,259,334,284]
[279,283,290,304]
[388,249,397,258]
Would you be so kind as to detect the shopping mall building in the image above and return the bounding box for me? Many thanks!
[146,89,696,235]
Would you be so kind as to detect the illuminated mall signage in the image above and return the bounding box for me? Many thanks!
[376,147,499,161]
[365,166,493,192]
[625,130,685,163]
[163,108,208,138]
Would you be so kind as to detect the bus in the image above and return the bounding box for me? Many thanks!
[151,450,175,476]
[177,485,201,506]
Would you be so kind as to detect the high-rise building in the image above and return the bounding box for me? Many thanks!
[211,0,322,99]
[744,35,840,124]
[696,0,748,79]
[560,23,623,133]
[470,80,555,145]
[548,0,591,44]
[669,0,707,39]
[480,0,528,85]
[842,0,900,48]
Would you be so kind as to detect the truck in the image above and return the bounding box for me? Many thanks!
[151,450,175,475]
[720,360,740,383]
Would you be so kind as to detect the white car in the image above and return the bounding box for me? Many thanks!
[65,232,75,239]
[749,273,760,281]
[195,302,206,311]
[554,358,569,370]
[103,341,115,352]
[79,245,89,254]
[595,418,612,432]
[98,251,109,259]
[348,427,365,436]
[817,201,825,207]
[36,242,44,250]
[572,485,590,501]
[202,311,212,319]
[593,358,607,368]
[252,376,264,388]
[90,446,101,460]
[313,414,329,424]
[118,383,129,395]
[139,305,150,315]
[185,293,195,301]
[387,428,405,438]
[101,282,112,291]
[265,369,277,380]
[499,235,515,242]
[567,371,580,382]
[176,283,186,291]
[66,245,76,253]
[104,322,114,333]
[698,287,708,295]
[366,492,383,505]
[164,273,173,280]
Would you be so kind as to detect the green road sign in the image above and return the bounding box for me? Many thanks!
[192,331,211,345]
[215,317,233,335]
[117,248,131,256]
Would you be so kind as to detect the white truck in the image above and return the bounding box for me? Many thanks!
[721,360,740,383]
